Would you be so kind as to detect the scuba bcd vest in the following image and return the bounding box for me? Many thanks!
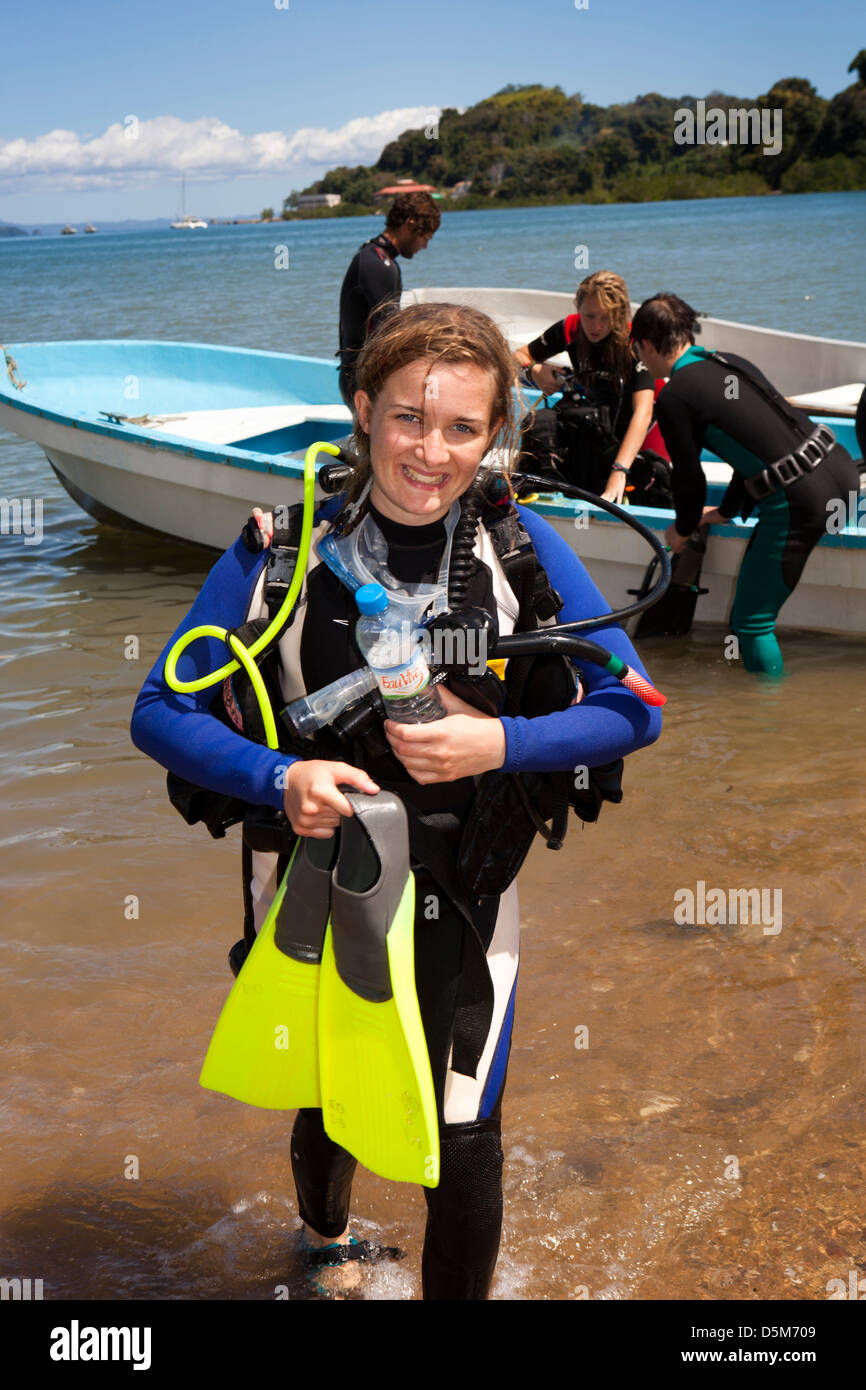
[167,477,625,904]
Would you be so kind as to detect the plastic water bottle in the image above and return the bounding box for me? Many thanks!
[355,583,445,724]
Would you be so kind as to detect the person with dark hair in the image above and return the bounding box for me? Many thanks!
[632,292,860,675]
[337,191,441,409]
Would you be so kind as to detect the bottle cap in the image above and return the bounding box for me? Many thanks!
[355,582,388,616]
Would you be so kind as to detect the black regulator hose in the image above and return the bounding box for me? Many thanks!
[512,469,672,633]
[491,628,666,706]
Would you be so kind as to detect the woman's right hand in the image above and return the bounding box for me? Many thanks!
[283,761,380,838]
[528,362,562,395]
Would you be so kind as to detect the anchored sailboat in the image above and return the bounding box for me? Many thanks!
[171,175,207,230]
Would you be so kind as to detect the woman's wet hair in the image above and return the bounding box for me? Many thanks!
[348,302,519,502]
[631,293,700,355]
[573,270,634,380]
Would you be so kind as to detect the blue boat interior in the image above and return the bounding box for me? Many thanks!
[232,419,349,454]
[0,340,343,417]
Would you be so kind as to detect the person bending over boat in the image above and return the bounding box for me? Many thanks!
[514,270,666,505]
[131,303,661,1301]
[632,292,860,676]
[337,191,441,410]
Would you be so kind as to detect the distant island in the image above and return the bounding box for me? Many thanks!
[0,221,28,237]
[282,52,866,218]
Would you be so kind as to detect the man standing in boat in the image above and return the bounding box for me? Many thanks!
[632,292,860,676]
[338,191,441,409]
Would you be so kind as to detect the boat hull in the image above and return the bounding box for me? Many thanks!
[1,334,864,634]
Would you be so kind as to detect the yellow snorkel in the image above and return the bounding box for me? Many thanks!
[162,440,340,749]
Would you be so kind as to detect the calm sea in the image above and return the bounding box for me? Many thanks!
[1,192,865,1303]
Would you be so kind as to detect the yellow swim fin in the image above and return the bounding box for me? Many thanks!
[318,790,440,1187]
[199,834,336,1110]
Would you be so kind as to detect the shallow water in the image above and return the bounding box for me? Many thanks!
[2,197,865,1300]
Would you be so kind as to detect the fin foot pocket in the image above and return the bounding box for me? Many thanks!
[319,791,440,1186]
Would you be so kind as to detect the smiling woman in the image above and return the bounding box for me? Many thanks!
[346,300,518,521]
[130,300,662,1300]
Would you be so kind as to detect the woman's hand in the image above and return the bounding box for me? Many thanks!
[601,469,627,504]
[664,523,690,554]
[701,506,725,527]
[250,507,274,547]
[513,346,534,369]
[384,685,506,784]
[529,362,562,396]
[283,760,380,838]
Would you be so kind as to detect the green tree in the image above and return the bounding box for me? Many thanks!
[848,50,866,85]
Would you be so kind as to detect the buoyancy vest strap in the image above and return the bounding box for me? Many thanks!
[480,500,563,625]
[702,348,812,440]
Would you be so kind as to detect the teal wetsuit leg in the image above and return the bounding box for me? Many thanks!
[729,445,852,676]
[729,495,791,676]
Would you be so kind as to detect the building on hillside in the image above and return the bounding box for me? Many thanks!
[449,180,473,198]
[294,193,342,209]
[375,180,439,199]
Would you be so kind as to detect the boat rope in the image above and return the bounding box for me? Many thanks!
[97,411,188,427]
[1,346,26,391]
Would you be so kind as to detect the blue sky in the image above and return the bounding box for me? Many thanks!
[1,0,862,222]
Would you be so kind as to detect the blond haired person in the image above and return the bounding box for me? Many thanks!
[514,269,656,503]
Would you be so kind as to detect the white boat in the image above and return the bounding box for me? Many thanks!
[171,215,208,230]
[171,175,207,230]
[0,297,863,635]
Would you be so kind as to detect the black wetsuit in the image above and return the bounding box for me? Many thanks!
[522,314,656,493]
[338,234,402,407]
[291,506,507,1298]
[655,344,860,674]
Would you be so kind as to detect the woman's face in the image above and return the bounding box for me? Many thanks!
[578,293,612,344]
[355,358,501,525]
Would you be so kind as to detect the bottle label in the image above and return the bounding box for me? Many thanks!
[379,654,432,699]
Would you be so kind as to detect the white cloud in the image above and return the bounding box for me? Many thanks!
[0,107,442,192]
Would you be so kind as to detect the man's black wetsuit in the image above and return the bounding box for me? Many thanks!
[655,344,859,674]
[521,313,656,493]
[338,233,402,408]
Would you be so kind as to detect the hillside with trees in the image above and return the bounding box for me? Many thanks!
[283,54,866,217]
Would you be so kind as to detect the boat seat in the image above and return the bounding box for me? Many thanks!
[139,402,351,444]
[787,383,865,416]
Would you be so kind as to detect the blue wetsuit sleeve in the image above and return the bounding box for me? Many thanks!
[130,536,296,811]
[498,506,663,772]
